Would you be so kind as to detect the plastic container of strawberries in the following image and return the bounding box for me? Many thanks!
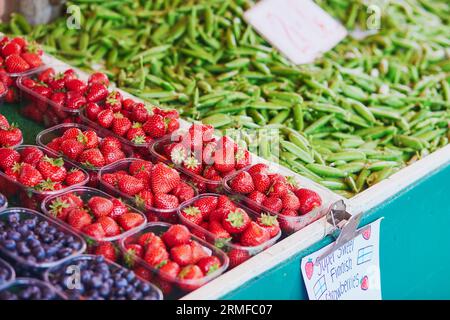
[0,207,86,271]
[0,277,66,300]
[0,257,15,289]
[98,158,198,223]
[177,193,281,267]
[41,187,147,243]
[36,123,134,187]
[223,163,336,235]
[44,254,163,300]
[149,135,226,194]
[0,145,89,210]
[119,222,229,298]
[16,64,86,127]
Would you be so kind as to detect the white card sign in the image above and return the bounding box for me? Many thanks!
[244,0,347,64]
[301,218,383,300]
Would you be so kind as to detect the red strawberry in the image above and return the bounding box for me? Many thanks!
[181,206,203,225]
[65,169,86,186]
[252,173,271,193]
[105,91,122,112]
[88,72,109,86]
[65,78,87,93]
[0,82,6,95]
[131,103,150,123]
[83,223,106,239]
[78,130,99,149]
[133,266,152,281]
[62,128,82,140]
[118,174,144,196]
[167,143,187,165]
[2,42,21,57]
[129,159,152,175]
[142,114,166,138]
[78,148,105,168]
[177,265,204,290]
[125,243,143,258]
[222,208,251,234]
[209,208,228,222]
[171,182,195,203]
[88,196,113,218]
[228,249,250,268]
[20,52,43,68]
[192,196,218,218]
[203,166,219,179]
[159,261,180,280]
[67,208,93,230]
[48,195,79,221]
[162,224,191,248]
[10,37,27,49]
[111,113,131,136]
[97,216,121,237]
[235,148,251,170]
[153,194,179,210]
[103,148,126,165]
[65,91,86,110]
[20,77,36,89]
[294,188,322,214]
[230,171,254,194]
[122,99,136,112]
[240,221,270,247]
[170,244,193,266]
[117,212,145,231]
[182,156,202,175]
[85,102,102,121]
[59,139,85,160]
[18,163,43,187]
[137,232,156,248]
[166,118,179,133]
[150,163,180,194]
[0,72,13,87]
[95,242,117,262]
[246,191,266,212]
[126,125,146,144]
[213,148,235,173]
[281,193,300,211]
[37,67,55,83]
[269,181,288,198]
[109,198,128,219]
[197,256,221,275]
[216,195,237,211]
[0,125,22,147]
[262,196,283,213]
[86,83,108,103]
[46,138,62,152]
[190,241,209,264]
[101,172,117,186]
[96,108,114,128]
[0,115,9,129]
[144,244,169,267]
[247,163,269,176]
[208,220,231,239]
[0,148,20,170]
[257,214,280,238]
[99,136,122,151]
[37,156,67,182]
[50,92,66,108]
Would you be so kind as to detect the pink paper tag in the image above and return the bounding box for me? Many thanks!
[244,0,347,65]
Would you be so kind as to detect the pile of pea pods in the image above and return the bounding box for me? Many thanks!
[1,0,449,198]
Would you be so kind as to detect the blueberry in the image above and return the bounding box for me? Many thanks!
[89,276,103,289]
[28,238,41,248]
[7,231,21,241]
[57,247,73,258]
[99,283,111,297]
[17,241,30,255]
[2,239,16,250]
[8,213,20,224]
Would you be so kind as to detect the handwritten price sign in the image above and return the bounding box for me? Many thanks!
[244,0,347,64]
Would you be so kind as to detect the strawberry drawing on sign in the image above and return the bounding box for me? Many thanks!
[362,226,371,240]
[361,275,369,290]
[305,258,314,280]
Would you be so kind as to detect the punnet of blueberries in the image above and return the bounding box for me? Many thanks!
[0,208,85,267]
[46,255,162,300]
[0,258,14,286]
[0,278,62,300]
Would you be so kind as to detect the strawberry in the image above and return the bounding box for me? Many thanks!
[150,163,180,194]
[0,148,20,170]
[65,169,86,186]
[59,139,85,160]
[88,72,109,86]
[0,115,9,129]
[20,52,43,68]
[235,148,251,170]
[159,261,180,280]
[62,128,83,140]
[131,103,150,122]
[281,192,300,211]
[0,82,6,95]
[45,137,60,153]
[83,223,106,239]
[10,37,27,49]
[0,72,13,87]
[252,173,271,193]
[95,242,117,262]
[2,42,21,57]
[97,216,121,237]
[86,83,108,103]
[197,256,221,275]
[162,224,191,248]
[4,87,18,103]
[117,212,144,231]
[67,208,93,230]
[144,244,169,267]
[222,208,250,234]
[209,208,228,222]
[257,214,280,238]
[37,67,55,83]
[48,196,76,221]
[230,171,254,194]
[294,188,322,214]
[262,196,283,213]
[246,191,266,213]
[118,174,144,196]
[153,194,179,210]
[101,172,118,186]
[105,91,122,112]
[170,244,193,266]
[78,130,98,149]
[112,113,131,136]
[125,243,143,259]
[20,77,36,89]
[109,198,128,219]
[99,136,122,151]
[247,163,269,176]
[268,181,288,198]
[65,78,87,93]
[228,249,250,268]
[133,266,152,281]
[122,99,136,111]
[167,118,179,133]
[240,221,270,246]
[18,163,43,187]
[129,159,153,175]
[134,190,153,211]
[0,125,22,147]
[182,156,202,175]
[50,92,66,107]
[126,125,146,144]
[142,114,166,138]
[37,156,67,182]
[85,102,102,121]
[166,143,187,165]
[4,163,21,181]
[137,232,157,248]
[178,265,204,291]
[171,182,195,203]
[213,148,235,173]
[192,196,218,218]
[208,220,231,239]
[190,241,209,264]
[65,91,86,110]
[103,148,126,165]
[181,206,203,225]
[88,196,113,218]
[78,148,105,168]
[216,195,237,211]
[96,108,114,128]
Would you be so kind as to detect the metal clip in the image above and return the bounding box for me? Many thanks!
[316,200,362,264]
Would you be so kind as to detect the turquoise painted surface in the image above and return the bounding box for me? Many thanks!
[223,164,450,300]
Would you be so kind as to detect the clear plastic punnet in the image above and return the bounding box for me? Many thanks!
[119,222,229,299]
[0,257,15,289]
[0,277,65,300]
[41,187,147,243]
[0,192,7,212]
[0,145,89,210]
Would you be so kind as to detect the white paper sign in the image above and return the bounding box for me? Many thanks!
[244,0,347,65]
[301,218,383,300]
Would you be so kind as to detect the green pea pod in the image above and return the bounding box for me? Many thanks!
[304,114,334,134]
[319,180,349,190]
[306,164,348,178]
[201,114,234,128]
[280,141,315,164]
[327,151,366,162]
[393,135,426,150]
[367,161,399,171]
[337,161,366,175]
